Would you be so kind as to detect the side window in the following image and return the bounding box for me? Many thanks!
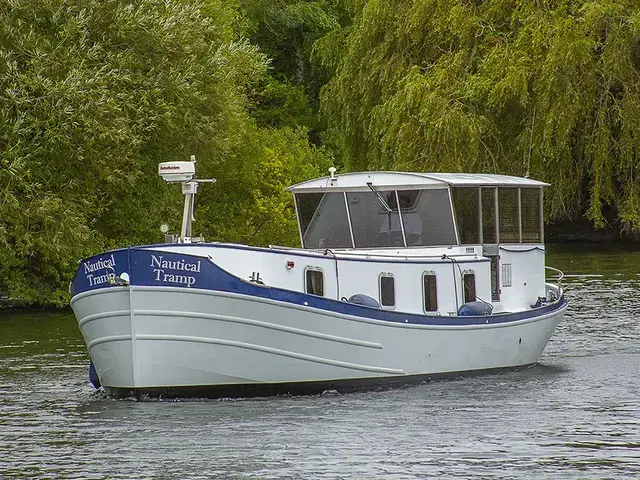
[463,272,476,303]
[423,272,438,312]
[297,193,353,249]
[379,273,395,308]
[498,188,519,243]
[305,268,324,296]
[481,187,497,244]
[521,188,542,243]
[451,187,480,244]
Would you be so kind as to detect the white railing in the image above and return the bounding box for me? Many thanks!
[545,265,565,299]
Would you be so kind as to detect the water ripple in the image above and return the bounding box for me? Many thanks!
[1,251,640,479]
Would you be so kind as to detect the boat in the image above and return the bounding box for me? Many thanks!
[70,158,567,399]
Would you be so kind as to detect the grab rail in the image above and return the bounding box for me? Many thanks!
[545,265,564,292]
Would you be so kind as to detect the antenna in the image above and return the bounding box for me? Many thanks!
[158,155,216,243]
[525,106,536,179]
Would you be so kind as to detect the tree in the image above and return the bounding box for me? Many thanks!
[318,0,640,234]
[241,0,348,139]
[0,0,267,305]
[194,125,332,247]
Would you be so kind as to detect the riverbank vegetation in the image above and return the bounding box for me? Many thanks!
[1,0,639,306]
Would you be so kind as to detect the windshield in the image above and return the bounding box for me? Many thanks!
[297,192,352,248]
[295,188,457,248]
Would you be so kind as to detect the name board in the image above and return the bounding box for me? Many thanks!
[150,254,201,288]
[71,249,129,296]
[83,253,117,287]
[129,249,211,289]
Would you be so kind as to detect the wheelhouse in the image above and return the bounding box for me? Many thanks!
[288,172,548,249]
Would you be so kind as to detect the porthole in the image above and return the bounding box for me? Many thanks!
[379,273,395,308]
[423,273,438,312]
[463,272,476,303]
[305,268,324,296]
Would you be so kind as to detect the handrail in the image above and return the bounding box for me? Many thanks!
[545,265,564,292]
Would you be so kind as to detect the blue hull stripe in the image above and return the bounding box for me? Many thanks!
[72,247,567,327]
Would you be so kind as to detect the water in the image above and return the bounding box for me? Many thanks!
[1,244,639,479]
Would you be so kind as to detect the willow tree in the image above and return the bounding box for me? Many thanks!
[317,0,640,234]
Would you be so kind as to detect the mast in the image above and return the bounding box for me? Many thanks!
[158,155,216,243]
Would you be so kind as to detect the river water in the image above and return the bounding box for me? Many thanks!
[0,244,639,479]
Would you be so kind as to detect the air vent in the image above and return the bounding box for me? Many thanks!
[502,263,513,287]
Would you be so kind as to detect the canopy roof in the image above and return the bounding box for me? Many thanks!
[287,171,549,193]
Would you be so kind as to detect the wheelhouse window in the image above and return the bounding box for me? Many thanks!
[347,191,403,248]
[398,189,457,246]
[463,272,476,303]
[296,187,457,250]
[305,268,324,296]
[423,273,438,312]
[452,186,544,246]
[296,193,352,249]
[521,188,542,243]
[451,187,480,244]
[481,188,497,244]
[346,188,456,248]
[499,188,520,243]
[379,274,395,308]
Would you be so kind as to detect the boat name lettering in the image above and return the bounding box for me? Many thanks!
[150,255,201,272]
[87,272,116,287]
[150,255,201,287]
[83,254,117,287]
[83,254,116,274]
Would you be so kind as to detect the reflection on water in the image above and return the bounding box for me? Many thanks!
[547,242,640,279]
[0,245,639,479]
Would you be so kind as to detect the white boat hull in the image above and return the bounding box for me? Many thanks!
[70,169,567,398]
[72,274,566,398]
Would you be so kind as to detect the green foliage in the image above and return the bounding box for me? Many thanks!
[195,125,332,247]
[319,0,640,233]
[249,78,316,129]
[0,0,334,306]
[243,0,340,79]
[242,0,348,135]
[0,0,268,305]
[6,0,640,306]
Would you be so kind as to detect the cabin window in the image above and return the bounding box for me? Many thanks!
[379,274,395,308]
[305,268,324,296]
[423,273,438,312]
[347,191,403,248]
[296,193,352,249]
[463,272,476,303]
[481,188,497,244]
[521,188,542,243]
[397,189,457,246]
[499,188,520,243]
[452,187,480,244]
